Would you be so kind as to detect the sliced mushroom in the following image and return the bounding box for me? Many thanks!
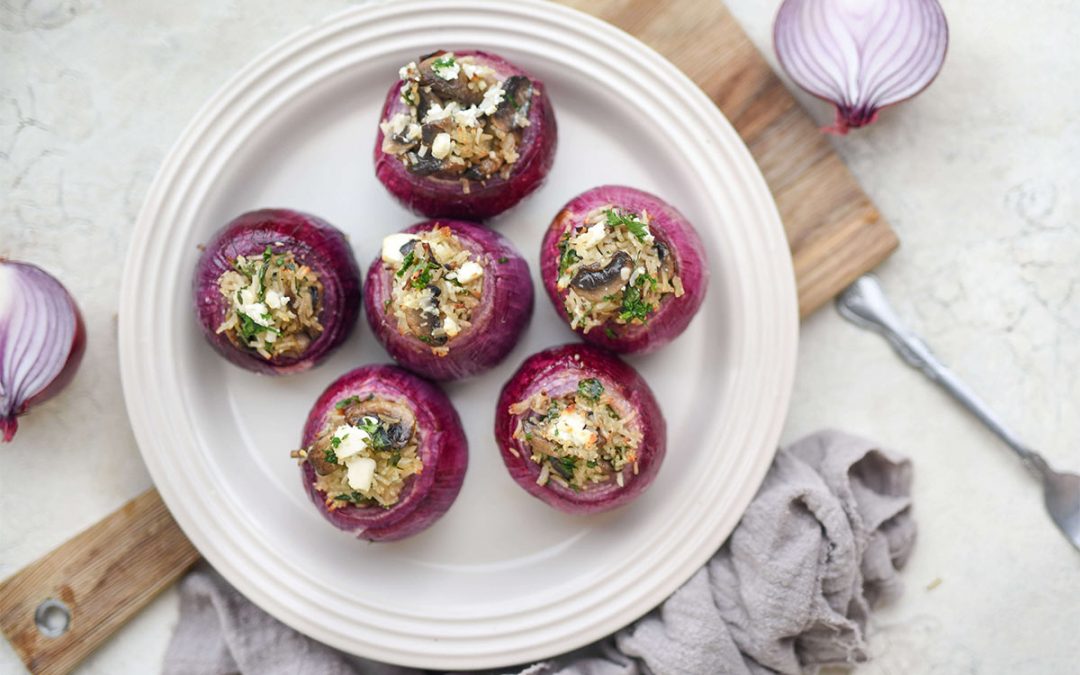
[410,155,445,176]
[491,76,534,132]
[569,251,633,303]
[403,286,448,346]
[549,455,575,481]
[418,53,482,106]
[655,241,676,279]
[306,444,339,476]
[342,397,417,449]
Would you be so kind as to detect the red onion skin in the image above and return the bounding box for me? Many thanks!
[773,0,949,135]
[364,220,534,381]
[540,186,708,354]
[0,261,86,442]
[494,344,666,514]
[374,50,558,220]
[193,209,362,376]
[300,365,468,541]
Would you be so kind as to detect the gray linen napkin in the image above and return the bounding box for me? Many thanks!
[164,430,915,675]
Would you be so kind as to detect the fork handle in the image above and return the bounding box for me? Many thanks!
[837,276,1038,466]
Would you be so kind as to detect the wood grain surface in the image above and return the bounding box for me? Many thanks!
[0,491,200,675]
[0,1,896,672]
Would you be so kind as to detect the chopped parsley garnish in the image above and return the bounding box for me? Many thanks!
[618,276,654,323]
[577,378,604,401]
[262,245,273,262]
[396,251,416,277]
[389,451,401,467]
[586,460,598,468]
[497,256,509,264]
[549,455,577,476]
[325,448,338,464]
[410,261,440,290]
[432,54,457,76]
[400,87,416,105]
[237,314,262,342]
[605,404,621,420]
[330,436,342,449]
[604,209,650,241]
[558,238,581,275]
[604,326,618,339]
[335,396,360,410]
[545,402,561,422]
[357,416,391,450]
[333,491,365,503]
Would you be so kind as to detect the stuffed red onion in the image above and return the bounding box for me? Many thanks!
[292,365,467,541]
[495,344,666,514]
[374,50,557,220]
[364,220,533,380]
[540,186,708,354]
[193,209,362,375]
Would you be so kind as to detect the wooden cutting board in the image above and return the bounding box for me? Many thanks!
[0,1,896,673]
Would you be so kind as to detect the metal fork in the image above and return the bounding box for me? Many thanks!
[837,275,1080,552]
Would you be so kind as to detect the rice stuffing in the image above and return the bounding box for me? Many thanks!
[509,377,643,490]
[381,52,534,182]
[292,395,423,509]
[381,226,484,355]
[556,206,684,335]
[216,246,324,359]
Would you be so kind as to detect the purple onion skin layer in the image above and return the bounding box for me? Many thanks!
[374,50,558,220]
[300,365,468,541]
[495,343,666,514]
[0,261,86,443]
[773,0,949,135]
[540,186,708,354]
[364,220,534,381]
[193,209,362,376]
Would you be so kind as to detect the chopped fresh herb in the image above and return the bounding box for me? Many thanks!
[618,277,653,323]
[400,87,416,105]
[262,245,273,262]
[396,251,416,277]
[432,54,457,76]
[577,378,604,401]
[558,237,581,275]
[545,403,560,422]
[389,451,401,467]
[325,448,338,464]
[604,209,650,241]
[604,326,618,339]
[410,261,440,289]
[417,334,434,344]
[384,298,392,311]
[332,490,364,503]
[330,436,342,449]
[497,256,509,264]
[605,404,621,420]
[335,396,360,410]
[237,314,262,342]
[586,460,598,468]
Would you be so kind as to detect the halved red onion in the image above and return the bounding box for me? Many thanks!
[364,220,533,381]
[299,365,467,541]
[540,186,708,354]
[374,50,557,220]
[193,209,362,376]
[774,0,948,134]
[495,344,666,514]
[0,260,86,442]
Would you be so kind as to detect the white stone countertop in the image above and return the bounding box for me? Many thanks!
[2,1,1078,673]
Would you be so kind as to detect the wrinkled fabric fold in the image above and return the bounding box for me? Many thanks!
[164,430,915,675]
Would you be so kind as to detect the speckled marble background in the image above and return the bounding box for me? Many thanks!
[2,1,1078,673]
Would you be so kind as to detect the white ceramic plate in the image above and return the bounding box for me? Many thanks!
[119,0,798,668]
